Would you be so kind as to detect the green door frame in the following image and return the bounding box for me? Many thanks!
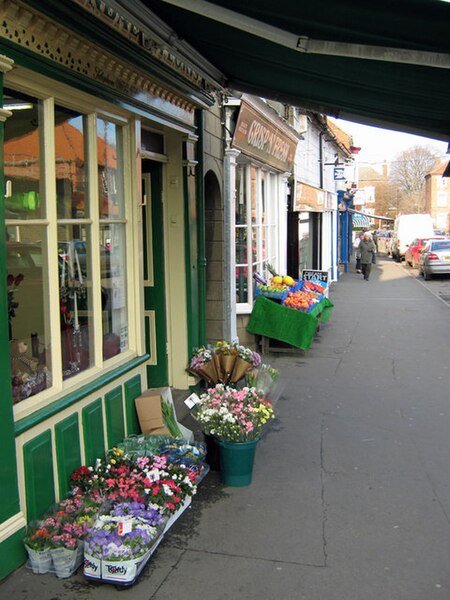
[142,160,168,387]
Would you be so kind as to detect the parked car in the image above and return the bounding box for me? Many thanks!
[391,214,434,262]
[405,236,445,268]
[419,239,450,280]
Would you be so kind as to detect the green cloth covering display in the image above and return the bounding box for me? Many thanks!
[247,296,334,351]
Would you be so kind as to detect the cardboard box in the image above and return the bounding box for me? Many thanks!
[135,387,193,441]
[135,390,166,434]
[147,425,171,435]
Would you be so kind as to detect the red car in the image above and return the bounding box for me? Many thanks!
[405,236,445,268]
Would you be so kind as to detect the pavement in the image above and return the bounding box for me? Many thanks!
[2,255,450,600]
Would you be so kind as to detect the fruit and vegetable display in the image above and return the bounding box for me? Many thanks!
[254,266,298,299]
[254,265,327,313]
[283,289,321,312]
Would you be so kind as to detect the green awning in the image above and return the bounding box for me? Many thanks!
[144,0,450,141]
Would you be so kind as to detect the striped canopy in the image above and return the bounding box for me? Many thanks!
[352,213,371,228]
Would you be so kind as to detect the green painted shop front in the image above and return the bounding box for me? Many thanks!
[0,0,219,578]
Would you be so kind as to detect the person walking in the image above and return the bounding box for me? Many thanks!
[372,230,379,253]
[353,232,364,273]
[359,232,376,281]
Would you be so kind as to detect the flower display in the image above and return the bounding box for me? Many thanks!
[110,502,163,526]
[192,384,275,442]
[84,515,159,561]
[69,447,199,514]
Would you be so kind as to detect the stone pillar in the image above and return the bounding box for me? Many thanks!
[223,147,240,342]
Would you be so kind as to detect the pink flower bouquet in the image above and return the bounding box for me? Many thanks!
[192,384,275,442]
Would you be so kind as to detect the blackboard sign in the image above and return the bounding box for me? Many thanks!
[301,269,329,284]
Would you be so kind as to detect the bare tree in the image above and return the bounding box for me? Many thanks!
[389,146,440,213]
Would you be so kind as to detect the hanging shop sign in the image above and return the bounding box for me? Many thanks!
[232,100,298,172]
[294,182,333,212]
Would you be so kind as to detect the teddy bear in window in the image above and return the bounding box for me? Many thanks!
[10,340,39,376]
[10,339,49,403]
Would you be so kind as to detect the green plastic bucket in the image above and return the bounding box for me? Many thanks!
[216,438,259,487]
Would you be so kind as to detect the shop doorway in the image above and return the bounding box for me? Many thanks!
[142,159,168,386]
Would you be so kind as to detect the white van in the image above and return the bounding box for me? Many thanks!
[391,214,434,262]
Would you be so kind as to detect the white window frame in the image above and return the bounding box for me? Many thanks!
[5,73,138,419]
[236,163,282,314]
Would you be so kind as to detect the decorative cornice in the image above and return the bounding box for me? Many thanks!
[0,53,13,72]
[0,107,12,121]
[73,0,214,92]
[0,0,197,113]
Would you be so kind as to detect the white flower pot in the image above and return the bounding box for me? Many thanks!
[50,544,83,578]
[25,545,52,574]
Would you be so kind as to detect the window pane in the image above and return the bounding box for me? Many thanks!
[98,119,124,219]
[7,228,51,403]
[236,226,247,265]
[4,90,43,220]
[55,106,87,218]
[101,224,128,359]
[251,166,257,224]
[58,226,94,380]
[252,227,258,263]
[235,266,248,304]
[236,165,247,224]
[261,171,266,224]
[262,226,267,263]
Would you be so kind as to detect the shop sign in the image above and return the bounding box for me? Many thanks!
[232,101,297,172]
[334,167,346,180]
[302,269,329,284]
[294,182,326,212]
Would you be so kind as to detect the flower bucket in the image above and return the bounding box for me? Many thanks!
[204,434,221,471]
[25,545,52,574]
[50,544,83,578]
[216,438,259,487]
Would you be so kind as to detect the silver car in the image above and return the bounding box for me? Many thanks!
[419,239,450,280]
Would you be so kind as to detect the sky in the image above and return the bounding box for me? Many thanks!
[329,118,449,167]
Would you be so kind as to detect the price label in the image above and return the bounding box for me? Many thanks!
[117,520,133,536]
[184,393,201,409]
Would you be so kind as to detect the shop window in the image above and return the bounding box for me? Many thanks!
[5,89,131,405]
[235,164,281,311]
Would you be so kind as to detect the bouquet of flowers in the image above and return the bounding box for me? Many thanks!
[188,345,218,383]
[213,341,239,383]
[229,343,261,383]
[192,384,275,442]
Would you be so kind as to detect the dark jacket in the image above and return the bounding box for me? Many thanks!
[359,238,376,264]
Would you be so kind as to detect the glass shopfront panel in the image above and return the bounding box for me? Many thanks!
[101,223,128,358]
[235,162,283,311]
[5,87,132,408]
[97,118,124,220]
[6,225,52,403]
[4,90,43,220]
